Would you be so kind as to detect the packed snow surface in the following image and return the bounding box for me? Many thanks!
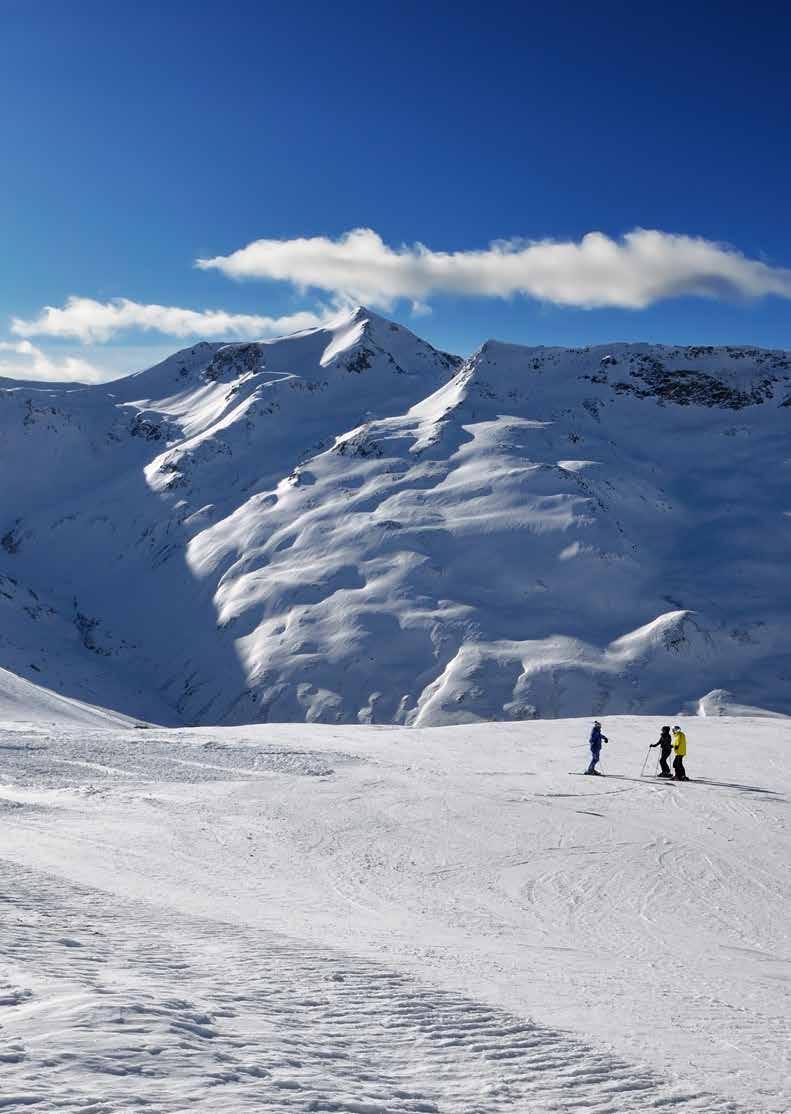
[1,307,789,725]
[1,713,789,1111]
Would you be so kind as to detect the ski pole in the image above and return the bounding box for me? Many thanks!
[639,747,652,777]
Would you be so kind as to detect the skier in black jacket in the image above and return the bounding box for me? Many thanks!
[650,725,673,778]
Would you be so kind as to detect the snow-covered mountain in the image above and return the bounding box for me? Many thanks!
[1,306,789,725]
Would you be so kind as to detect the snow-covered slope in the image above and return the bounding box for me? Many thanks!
[1,714,789,1111]
[1,309,789,724]
[0,665,140,726]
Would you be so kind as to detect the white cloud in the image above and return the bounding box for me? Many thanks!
[0,340,106,383]
[195,227,791,310]
[11,297,330,344]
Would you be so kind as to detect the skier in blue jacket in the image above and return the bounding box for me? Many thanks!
[585,721,608,775]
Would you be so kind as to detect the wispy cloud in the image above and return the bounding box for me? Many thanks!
[11,297,331,344]
[0,340,106,383]
[196,227,791,310]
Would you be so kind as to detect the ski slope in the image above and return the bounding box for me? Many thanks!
[1,713,788,1111]
[0,666,141,728]
[0,307,789,726]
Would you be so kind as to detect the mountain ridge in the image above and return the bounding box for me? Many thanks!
[1,308,789,725]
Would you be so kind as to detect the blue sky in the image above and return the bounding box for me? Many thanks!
[2,0,790,380]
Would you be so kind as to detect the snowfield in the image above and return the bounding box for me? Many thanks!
[2,307,789,1107]
[1,306,789,726]
[1,713,789,1111]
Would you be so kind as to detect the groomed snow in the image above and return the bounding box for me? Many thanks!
[1,713,788,1111]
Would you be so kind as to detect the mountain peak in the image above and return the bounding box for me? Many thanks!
[3,313,789,728]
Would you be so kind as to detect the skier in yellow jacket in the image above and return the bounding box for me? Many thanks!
[671,726,688,781]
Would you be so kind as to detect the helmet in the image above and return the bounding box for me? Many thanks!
[662,725,670,731]
[593,720,601,727]
[672,725,681,732]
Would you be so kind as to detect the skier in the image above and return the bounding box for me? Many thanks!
[650,725,673,777]
[671,725,688,780]
[585,720,608,775]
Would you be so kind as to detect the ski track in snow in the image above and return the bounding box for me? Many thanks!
[1,716,789,1112]
[0,862,737,1114]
